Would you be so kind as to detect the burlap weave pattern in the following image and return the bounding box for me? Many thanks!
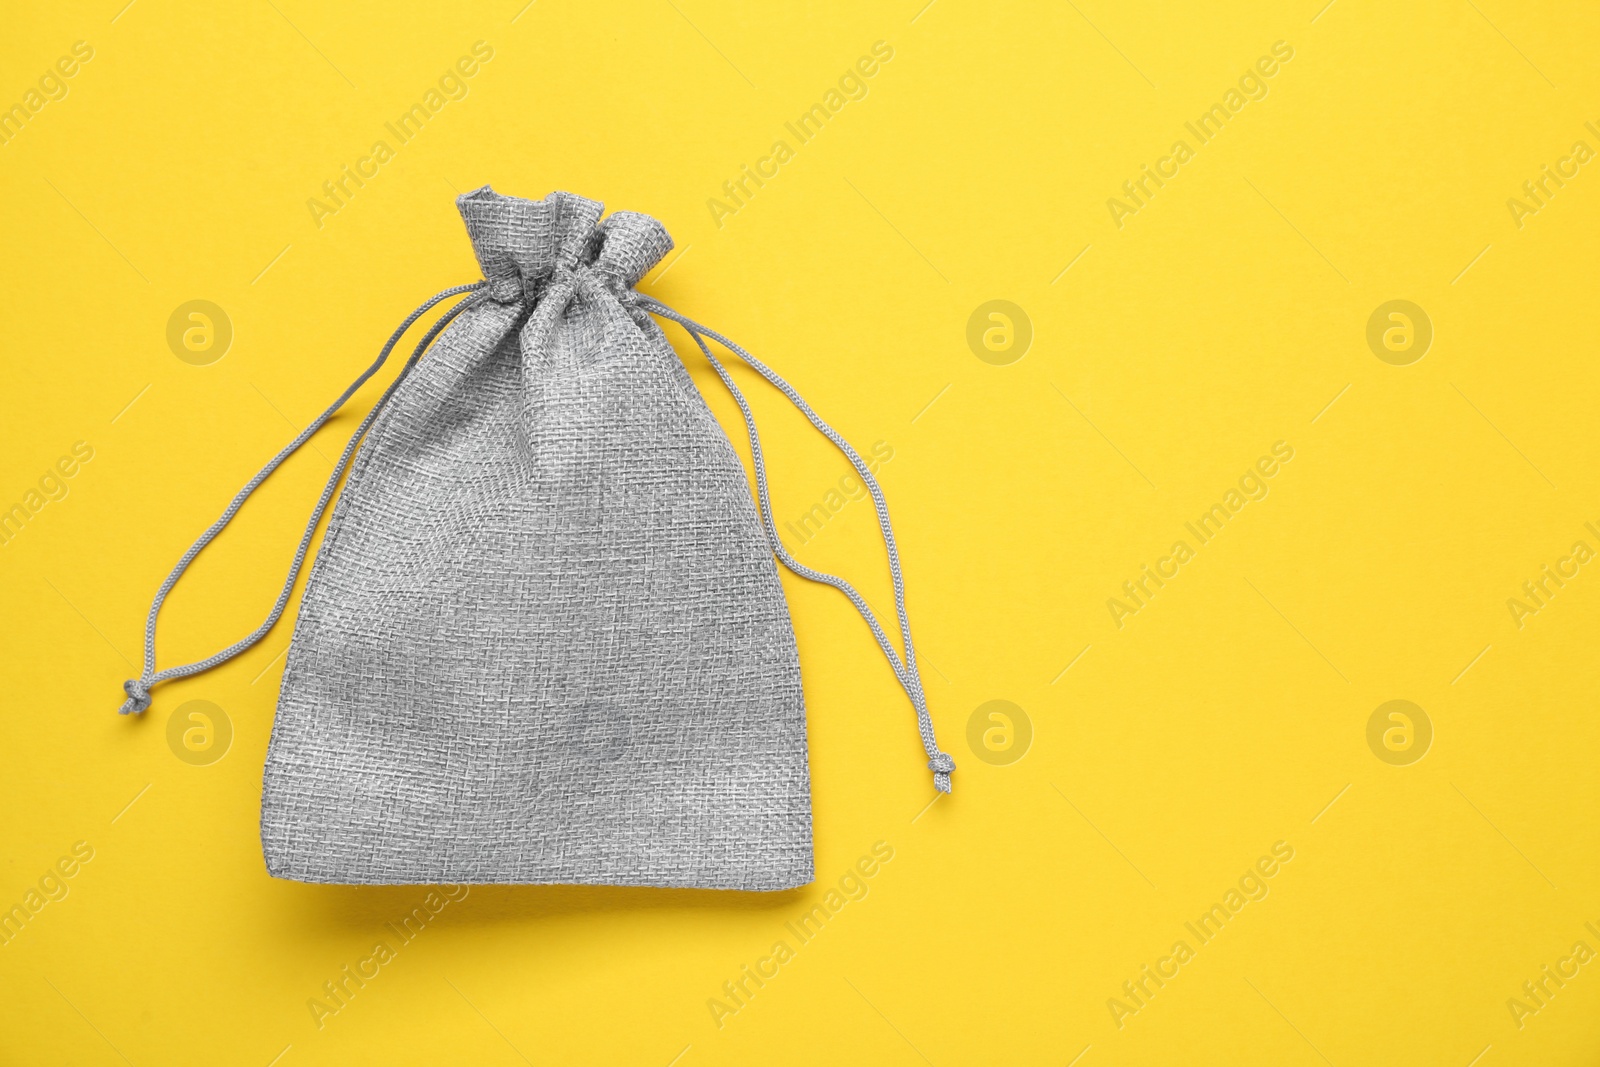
[260,188,813,890]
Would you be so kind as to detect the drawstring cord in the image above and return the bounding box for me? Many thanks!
[637,297,956,794]
[117,283,485,715]
[113,275,955,794]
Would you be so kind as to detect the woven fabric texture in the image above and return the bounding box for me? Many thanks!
[260,187,813,890]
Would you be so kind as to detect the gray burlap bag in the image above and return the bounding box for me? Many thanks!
[118,187,952,890]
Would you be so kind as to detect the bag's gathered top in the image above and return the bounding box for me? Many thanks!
[117,187,952,889]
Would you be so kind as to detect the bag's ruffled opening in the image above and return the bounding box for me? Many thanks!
[457,187,674,302]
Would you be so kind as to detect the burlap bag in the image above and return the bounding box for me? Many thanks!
[118,187,952,889]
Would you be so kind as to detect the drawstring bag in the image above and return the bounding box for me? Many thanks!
[118,187,952,890]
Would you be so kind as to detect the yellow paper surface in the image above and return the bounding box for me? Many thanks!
[3,2,1598,1063]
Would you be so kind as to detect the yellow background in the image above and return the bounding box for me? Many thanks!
[3,0,1598,1063]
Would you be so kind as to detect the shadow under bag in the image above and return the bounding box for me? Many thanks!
[117,187,953,890]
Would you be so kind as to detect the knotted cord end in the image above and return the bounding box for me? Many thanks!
[118,679,151,716]
[929,752,955,794]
